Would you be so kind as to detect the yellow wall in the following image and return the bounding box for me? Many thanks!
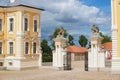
[0,6,41,57]
[113,0,120,57]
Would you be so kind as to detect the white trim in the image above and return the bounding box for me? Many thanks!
[18,11,23,32]
[7,40,14,55]
[7,16,15,34]
[4,6,41,14]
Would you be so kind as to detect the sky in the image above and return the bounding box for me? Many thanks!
[1,0,111,45]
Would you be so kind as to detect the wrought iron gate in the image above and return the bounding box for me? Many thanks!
[63,53,71,70]
[85,52,88,71]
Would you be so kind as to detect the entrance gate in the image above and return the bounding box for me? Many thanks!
[64,53,71,70]
[85,52,88,71]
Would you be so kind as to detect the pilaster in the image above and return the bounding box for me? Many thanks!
[111,25,120,74]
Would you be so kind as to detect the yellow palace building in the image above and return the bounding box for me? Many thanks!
[111,0,120,74]
[0,0,44,70]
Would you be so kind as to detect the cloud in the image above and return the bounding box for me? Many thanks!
[15,0,111,44]
[24,0,109,24]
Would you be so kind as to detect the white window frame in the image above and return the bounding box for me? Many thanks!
[23,14,29,32]
[24,42,30,54]
[8,16,14,34]
[8,41,14,55]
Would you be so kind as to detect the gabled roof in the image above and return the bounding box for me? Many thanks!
[0,0,44,11]
[67,46,88,53]
[102,42,112,50]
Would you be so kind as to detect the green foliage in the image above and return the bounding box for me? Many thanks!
[41,39,52,62]
[68,35,75,45]
[78,35,88,47]
[100,32,111,44]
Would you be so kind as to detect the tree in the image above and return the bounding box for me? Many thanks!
[68,35,75,45]
[41,39,52,62]
[49,27,68,48]
[100,32,112,44]
[78,35,88,47]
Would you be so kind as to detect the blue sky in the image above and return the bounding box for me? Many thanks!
[1,0,111,45]
[81,0,111,13]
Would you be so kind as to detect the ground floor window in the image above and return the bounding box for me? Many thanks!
[25,42,29,54]
[0,62,3,66]
[0,42,2,54]
[33,42,37,54]
[9,42,13,54]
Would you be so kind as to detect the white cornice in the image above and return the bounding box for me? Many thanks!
[0,6,41,14]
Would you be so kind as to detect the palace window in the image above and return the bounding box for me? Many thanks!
[34,20,37,32]
[25,42,29,54]
[24,18,28,31]
[33,42,37,54]
[0,19,2,31]
[0,42,2,54]
[9,42,13,54]
[0,62,3,66]
[9,18,14,32]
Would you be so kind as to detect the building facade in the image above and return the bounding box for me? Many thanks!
[111,0,120,74]
[0,0,43,70]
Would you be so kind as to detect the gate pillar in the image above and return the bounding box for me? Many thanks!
[52,28,71,70]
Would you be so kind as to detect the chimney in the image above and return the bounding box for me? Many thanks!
[10,0,17,3]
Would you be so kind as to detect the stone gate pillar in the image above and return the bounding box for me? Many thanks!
[88,26,105,71]
[52,28,69,70]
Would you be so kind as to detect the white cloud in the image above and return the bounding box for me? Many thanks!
[22,0,111,43]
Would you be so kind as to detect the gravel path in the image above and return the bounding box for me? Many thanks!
[0,68,120,80]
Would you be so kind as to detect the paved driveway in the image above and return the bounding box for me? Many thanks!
[0,67,120,80]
